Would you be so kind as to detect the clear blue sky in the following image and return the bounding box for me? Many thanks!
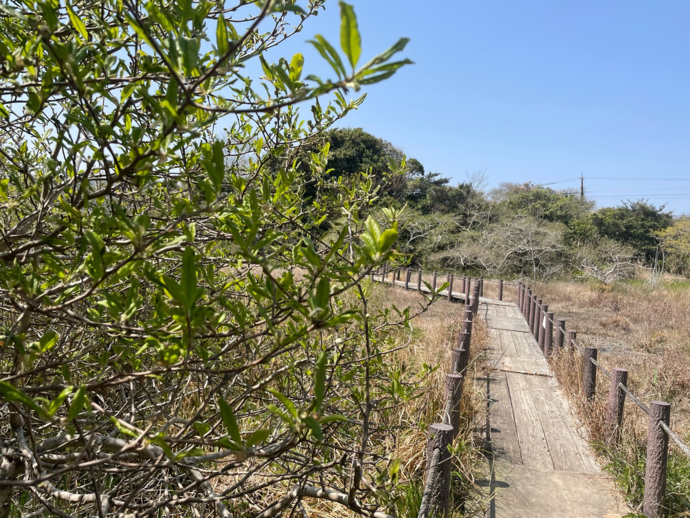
[266,0,690,215]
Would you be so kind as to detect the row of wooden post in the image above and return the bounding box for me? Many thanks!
[372,267,489,516]
[516,282,671,518]
[422,291,482,517]
[373,266,504,304]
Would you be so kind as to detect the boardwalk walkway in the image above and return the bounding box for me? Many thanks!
[376,275,627,516]
[478,298,627,518]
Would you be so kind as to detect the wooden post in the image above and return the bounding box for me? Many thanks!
[462,275,467,298]
[642,401,671,518]
[525,288,532,319]
[465,277,471,303]
[531,298,541,336]
[447,273,454,302]
[479,276,484,297]
[583,347,597,401]
[457,330,469,374]
[425,423,453,518]
[451,347,463,374]
[498,279,504,301]
[538,304,548,350]
[605,368,628,447]
[432,271,437,293]
[527,295,537,334]
[404,267,410,290]
[556,319,566,349]
[463,308,473,353]
[517,282,522,310]
[544,311,554,357]
[417,269,422,292]
[565,330,576,351]
[472,285,480,315]
[445,374,463,438]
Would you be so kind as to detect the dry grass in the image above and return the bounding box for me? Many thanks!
[359,282,492,517]
[531,279,690,516]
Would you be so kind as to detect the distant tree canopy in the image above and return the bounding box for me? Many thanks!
[494,183,594,225]
[590,201,674,262]
[298,130,685,277]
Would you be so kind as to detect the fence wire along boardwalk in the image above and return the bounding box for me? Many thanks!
[479,301,626,518]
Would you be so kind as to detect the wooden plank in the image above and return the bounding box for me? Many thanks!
[486,316,532,333]
[511,330,544,360]
[527,376,600,473]
[488,372,522,465]
[499,357,552,377]
[505,372,554,471]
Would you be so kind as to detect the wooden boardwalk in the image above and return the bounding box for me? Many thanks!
[477,299,628,518]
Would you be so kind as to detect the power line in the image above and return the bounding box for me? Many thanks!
[587,177,690,181]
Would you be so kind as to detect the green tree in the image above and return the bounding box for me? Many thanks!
[0,1,421,516]
[591,201,674,261]
[657,217,690,275]
[496,183,593,225]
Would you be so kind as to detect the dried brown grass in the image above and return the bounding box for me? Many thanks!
[533,279,690,515]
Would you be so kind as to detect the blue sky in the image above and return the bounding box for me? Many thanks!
[265,0,690,214]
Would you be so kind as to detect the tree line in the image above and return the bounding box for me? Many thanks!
[309,128,688,280]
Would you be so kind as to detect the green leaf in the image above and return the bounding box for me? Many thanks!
[39,330,59,353]
[216,14,229,56]
[313,351,327,413]
[302,416,323,442]
[339,1,361,69]
[181,247,199,310]
[65,1,88,41]
[193,421,211,437]
[361,37,410,69]
[218,398,243,445]
[68,386,88,420]
[47,386,74,417]
[267,388,298,418]
[0,381,47,418]
[318,414,349,424]
[174,447,206,460]
[308,35,347,79]
[246,428,270,448]
[315,277,330,310]
[377,228,398,254]
[289,53,304,82]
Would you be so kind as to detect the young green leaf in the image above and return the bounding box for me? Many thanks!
[46,386,74,418]
[68,386,88,420]
[339,1,361,69]
[39,330,59,353]
[246,428,270,448]
[377,228,398,254]
[267,388,298,418]
[216,14,229,56]
[218,398,243,445]
[289,53,304,82]
[0,381,47,418]
[65,1,88,41]
[302,416,323,442]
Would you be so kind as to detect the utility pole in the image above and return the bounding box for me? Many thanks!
[580,174,584,198]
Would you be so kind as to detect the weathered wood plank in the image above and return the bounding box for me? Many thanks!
[488,372,523,465]
[505,372,554,471]
[486,316,532,333]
